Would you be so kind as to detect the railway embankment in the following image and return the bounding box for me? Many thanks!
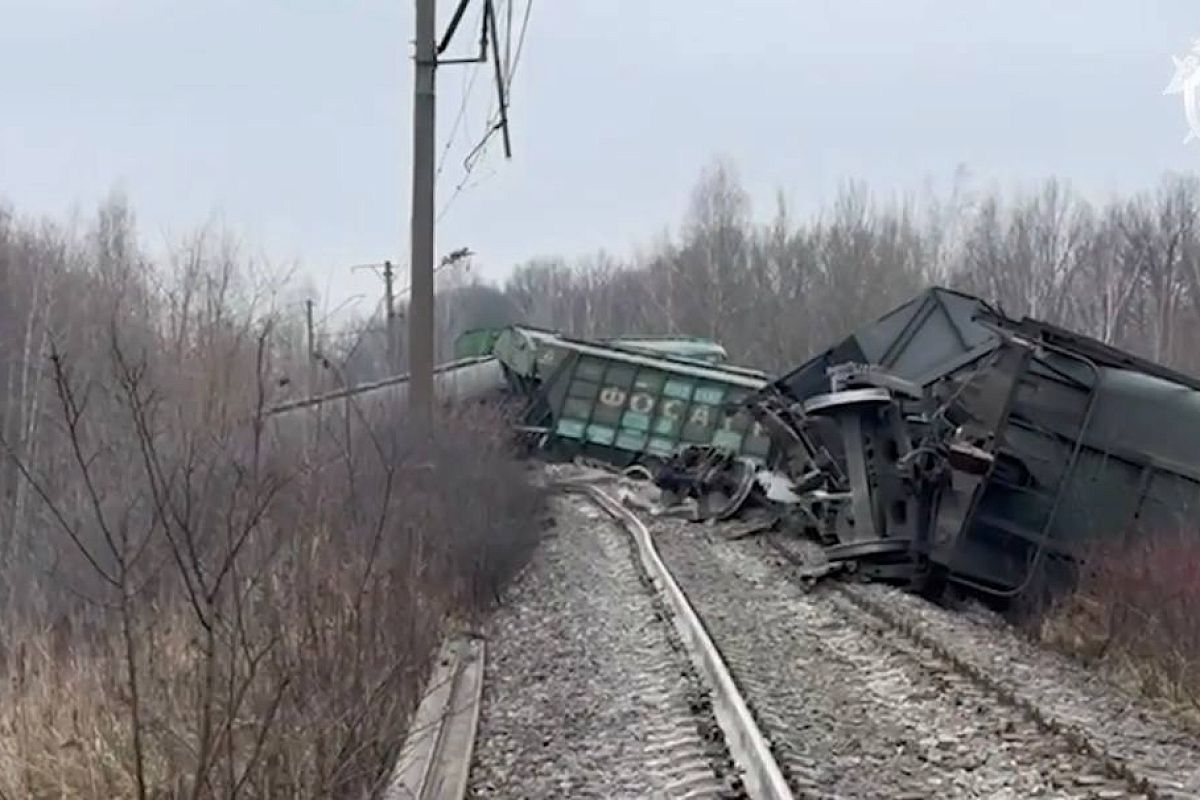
[650,516,1155,799]
[466,493,744,798]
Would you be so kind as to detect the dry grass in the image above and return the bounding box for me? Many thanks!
[0,198,546,798]
[0,339,543,798]
[1037,528,1200,728]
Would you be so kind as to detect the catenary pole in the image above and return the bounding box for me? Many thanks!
[383,260,397,373]
[305,298,316,394]
[409,0,518,427]
[409,0,437,426]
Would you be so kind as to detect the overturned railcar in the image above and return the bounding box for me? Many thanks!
[265,326,773,472]
[744,287,1200,601]
[508,329,776,467]
[267,325,567,425]
[266,355,510,437]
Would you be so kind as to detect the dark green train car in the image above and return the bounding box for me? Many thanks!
[752,287,1200,601]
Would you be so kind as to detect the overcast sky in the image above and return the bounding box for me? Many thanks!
[3,1,1200,315]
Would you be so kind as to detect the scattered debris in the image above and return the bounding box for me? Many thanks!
[270,289,1200,609]
[654,446,757,522]
[665,287,1200,605]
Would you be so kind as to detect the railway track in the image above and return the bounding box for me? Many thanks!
[645,512,1184,799]
[388,634,486,800]
[758,531,1200,799]
[395,479,791,799]
[391,467,1200,799]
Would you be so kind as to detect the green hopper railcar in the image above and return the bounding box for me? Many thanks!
[510,331,775,466]
[273,324,775,469]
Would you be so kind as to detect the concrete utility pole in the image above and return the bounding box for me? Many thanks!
[409,0,438,426]
[305,298,316,395]
[383,259,398,374]
[409,0,516,428]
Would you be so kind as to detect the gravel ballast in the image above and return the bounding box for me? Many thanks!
[650,516,1151,799]
[755,529,1200,799]
[467,495,740,799]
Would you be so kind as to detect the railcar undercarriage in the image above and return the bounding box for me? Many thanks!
[652,288,1200,605]
[268,287,1200,606]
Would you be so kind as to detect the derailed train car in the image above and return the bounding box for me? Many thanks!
[505,329,774,467]
[266,355,510,443]
[266,325,575,427]
[266,325,776,478]
[723,287,1200,602]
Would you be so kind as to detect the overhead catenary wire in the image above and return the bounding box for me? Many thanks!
[436,169,498,223]
[436,96,507,220]
[450,0,511,178]
[504,0,513,80]
[426,0,535,227]
[404,0,532,405]
[436,3,488,180]
[484,0,511,157]
[507,0,534,93]
[437,60,484,179]
[348,256,473,300]
[434,0,532,223]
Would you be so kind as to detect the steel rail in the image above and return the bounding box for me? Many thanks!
[761,533,1175,799]
[385,633,486,800]
[562,482,794,800]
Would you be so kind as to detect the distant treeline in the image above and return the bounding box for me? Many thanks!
[487,161,1200,376]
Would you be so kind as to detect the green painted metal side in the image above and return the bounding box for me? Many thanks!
[490,326,565,380]
[602,336,728,364]
[477,325,753,379]
[538,350,773,464]
[453,329,503,360]
[461,323,774,464]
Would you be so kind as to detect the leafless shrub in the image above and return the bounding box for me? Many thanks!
[0,199,544,799]
[1038,527,1200,725]
[9,154,1200,795]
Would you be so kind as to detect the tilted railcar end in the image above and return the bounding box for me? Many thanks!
[723,287,1200,605]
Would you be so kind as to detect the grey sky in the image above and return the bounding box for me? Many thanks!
[2,1,1199,316]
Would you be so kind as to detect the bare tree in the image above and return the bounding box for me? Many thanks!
[0,196,545,799]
